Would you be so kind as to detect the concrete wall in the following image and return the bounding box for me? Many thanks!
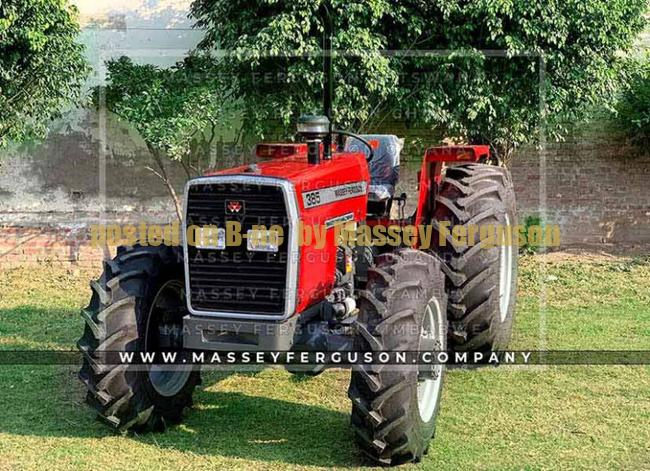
[75,0,201,73]
[0,109,185,227]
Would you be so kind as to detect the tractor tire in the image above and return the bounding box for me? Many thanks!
[433,163,518,353]
[348,249,447,465]
[77,244,200,432]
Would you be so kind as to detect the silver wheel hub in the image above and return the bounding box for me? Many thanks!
[417,297,444,423]
[146,280,192,398]
[499,213,513,322]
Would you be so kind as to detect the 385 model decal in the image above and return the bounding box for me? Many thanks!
[302,181,367,209]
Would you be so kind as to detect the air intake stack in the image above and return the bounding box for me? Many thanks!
[297,115,330,165]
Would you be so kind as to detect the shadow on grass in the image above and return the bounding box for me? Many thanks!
[0,366,362,468]
[145,388,360,467]
[0,303,362,467]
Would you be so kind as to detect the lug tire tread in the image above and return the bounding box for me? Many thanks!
[77,244,199,432]
[433,163,518,352]
[348,249,447,465]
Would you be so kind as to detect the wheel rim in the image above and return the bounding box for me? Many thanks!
[417,297,444,423]
[499,213,513,322]
[146,280,192,398]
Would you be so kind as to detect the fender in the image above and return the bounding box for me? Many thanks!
[413,145,490,238]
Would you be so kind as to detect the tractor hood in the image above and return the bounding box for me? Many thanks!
[203,149,370,202]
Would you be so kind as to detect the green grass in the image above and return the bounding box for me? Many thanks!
[0,255,649,470]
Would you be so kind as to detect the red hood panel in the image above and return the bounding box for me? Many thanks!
[204,151,370,193]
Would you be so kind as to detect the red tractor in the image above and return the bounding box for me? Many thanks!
[77,8,517,466]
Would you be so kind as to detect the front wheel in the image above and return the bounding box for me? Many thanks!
[77,244,200,431]
[348,249,447,465]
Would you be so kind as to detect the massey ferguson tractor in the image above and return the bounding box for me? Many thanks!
[77,7,517,466]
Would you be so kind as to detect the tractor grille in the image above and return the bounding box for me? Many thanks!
[185,181,290,316]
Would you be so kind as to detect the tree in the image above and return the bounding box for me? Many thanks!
[98,55,235,221]
[615,55,650,148]
[191,0,647,164]
[0,0,89,148]
[191,0,398,139]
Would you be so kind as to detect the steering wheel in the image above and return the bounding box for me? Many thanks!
[334,130,375,162]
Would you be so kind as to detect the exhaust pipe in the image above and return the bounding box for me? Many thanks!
[296,3,334,165]
[321,3,333,160]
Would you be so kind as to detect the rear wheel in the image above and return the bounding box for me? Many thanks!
[433,163,518,352]
[348,249,447,465]
[77,244,200,431]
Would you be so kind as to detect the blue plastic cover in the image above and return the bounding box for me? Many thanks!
[345,134,402,201]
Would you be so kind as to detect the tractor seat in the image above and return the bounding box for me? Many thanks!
[344,134,402,203]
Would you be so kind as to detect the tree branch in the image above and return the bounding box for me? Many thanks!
[147,146,184,222]
[179,158,193,180]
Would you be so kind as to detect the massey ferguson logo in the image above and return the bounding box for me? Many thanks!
[225,200,244,214]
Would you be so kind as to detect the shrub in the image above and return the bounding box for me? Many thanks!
[615,57,650,148]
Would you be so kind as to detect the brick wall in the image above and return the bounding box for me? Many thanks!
[0,225,114,268]
[510,127,650,245]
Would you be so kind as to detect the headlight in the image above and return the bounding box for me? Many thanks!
[195,227,226,250]
[247,229,280,253]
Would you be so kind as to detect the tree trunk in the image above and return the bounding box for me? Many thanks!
[146,146,184,223]
[492,143,516,168]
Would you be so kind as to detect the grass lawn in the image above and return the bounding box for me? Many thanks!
[0,254,649,470]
